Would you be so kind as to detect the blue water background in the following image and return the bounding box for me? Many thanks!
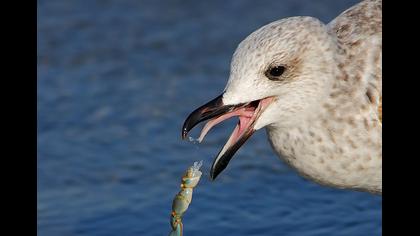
[38,0,381,235]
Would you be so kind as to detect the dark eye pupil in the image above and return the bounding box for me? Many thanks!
[270,66,285,77]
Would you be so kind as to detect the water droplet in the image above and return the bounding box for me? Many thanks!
[191,160,203,174]
[188,136,199,144]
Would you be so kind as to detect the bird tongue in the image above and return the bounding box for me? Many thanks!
[197,107,256,143]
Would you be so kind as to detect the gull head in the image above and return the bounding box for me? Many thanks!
[182,16,338,180]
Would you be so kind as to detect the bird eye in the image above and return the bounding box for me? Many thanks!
[266,66,285,81]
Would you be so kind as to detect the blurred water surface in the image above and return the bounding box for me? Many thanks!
[38,0,381,235]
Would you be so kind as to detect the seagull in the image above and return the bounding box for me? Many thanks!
[182,0,382,194]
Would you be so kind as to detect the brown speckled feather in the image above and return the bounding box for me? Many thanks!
[328,0,382,123]
[200,0,383,194]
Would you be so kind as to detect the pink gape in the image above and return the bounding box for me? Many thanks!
[197,97,274,143]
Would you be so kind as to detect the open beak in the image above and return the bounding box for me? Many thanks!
[182,93,274,180]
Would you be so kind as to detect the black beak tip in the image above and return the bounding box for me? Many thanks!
[181,94,226,141]
[209,159,225,181]
[209,168,218,181]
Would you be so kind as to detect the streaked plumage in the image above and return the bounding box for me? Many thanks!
[183,0,382,194]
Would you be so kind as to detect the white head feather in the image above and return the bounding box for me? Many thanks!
[222,17,338,130]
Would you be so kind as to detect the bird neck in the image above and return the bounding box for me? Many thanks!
[266,94,382,194]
